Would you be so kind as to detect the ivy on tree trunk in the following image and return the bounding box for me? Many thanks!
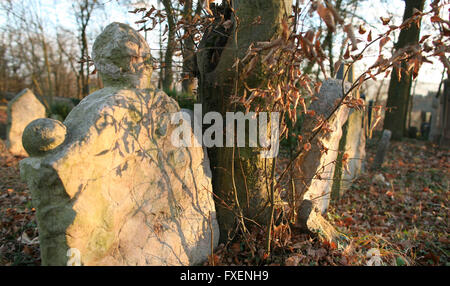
[196,0,292,241]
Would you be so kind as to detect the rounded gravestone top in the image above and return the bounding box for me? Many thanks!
[22,118,67,156]
[92,22,153,89]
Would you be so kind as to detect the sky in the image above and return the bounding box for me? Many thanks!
[353,0,446,96]
[0,0,447,96]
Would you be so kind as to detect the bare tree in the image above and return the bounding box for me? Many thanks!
[383,0,426,140]
[74,0,99,98]
[181,0,203,95]
[161,0,177,92]
[0,0,88,102]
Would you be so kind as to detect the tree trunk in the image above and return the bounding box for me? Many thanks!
[162,0,176,92]
[181,0,197,95]
[80,26,90,98]
[41,37,53,103]
[197,0,291,241]
[76,0,94,99]
[383,0,425,140]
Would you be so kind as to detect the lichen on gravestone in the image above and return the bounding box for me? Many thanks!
[294,79,351,243]
[295,79,351,215]
[6,89,46,157]
[20,22,218,266]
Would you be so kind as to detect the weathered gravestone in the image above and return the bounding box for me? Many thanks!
[429,89,442,143]
[20,22,219,266]
[295,79,350,241]
[429,79,450,146]
[373,129,392,169]
[7,89,46,156]
[439,79,450,148]
[340,110,366,187]
[332,64,366,199]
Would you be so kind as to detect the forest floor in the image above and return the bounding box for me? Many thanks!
[208,137,449,266]
[0,118,448,265]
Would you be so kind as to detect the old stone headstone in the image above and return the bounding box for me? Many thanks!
[341,110,366,185]
[440,79,450,148]
[331,109,366,199]
[20,22,219,266]
[429,91,442,143]
[6,89,46,156]
[373,129,392,169]
[295,79,350,241]
[331,64,366,199]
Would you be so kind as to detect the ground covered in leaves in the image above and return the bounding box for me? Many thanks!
[206,137,449,266]
[0,141,40,266]
[0,131,448,265]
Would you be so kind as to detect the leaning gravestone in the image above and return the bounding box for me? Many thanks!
[6,89,46,156]
[331,64,366,199]
[295,79,350,241]
[20,22,219,266]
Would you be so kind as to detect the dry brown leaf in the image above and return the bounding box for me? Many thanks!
[358,24,366,34]
[344,24,358,51]
[380,16,391,25]
[367,30,373,42]
[317,2,335,32]
[379,36,391,51]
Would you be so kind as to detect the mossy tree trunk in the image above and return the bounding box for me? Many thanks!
[383,0,425,140]
[196,0,291,241]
